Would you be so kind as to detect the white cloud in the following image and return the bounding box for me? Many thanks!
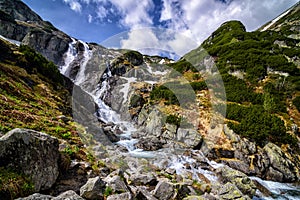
[88,14,93,23]
[109,0,154,28]
[62,0,298,57]
[63,0,82,13]
[96,5,108,20]
[161,0,299,44]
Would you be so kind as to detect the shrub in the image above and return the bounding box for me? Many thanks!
[293,96,300,112]
[18,45,63,84]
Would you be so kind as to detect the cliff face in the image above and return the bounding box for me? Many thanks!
[0,0,70,65]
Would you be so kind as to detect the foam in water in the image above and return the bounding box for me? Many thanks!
[60,38,77,75]
[75,40,92,85]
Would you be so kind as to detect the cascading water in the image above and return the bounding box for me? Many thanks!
[60,38,76,75]
[61,39,300,199]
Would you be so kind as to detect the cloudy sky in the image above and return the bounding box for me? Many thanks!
[22,0,298,58]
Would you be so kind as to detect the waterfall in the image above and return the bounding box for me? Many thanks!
[60,38,76,75]
[60,39,300,199]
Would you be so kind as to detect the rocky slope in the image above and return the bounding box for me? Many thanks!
[0,0,300,199]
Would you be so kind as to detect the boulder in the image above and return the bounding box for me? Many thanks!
[80,176,106,200]
[0,128,59,191]
[218,183,249,200]
[217,166,256,198]
[176,128,203,148]
[263,142,299,182]
[153,181,175,200]
[16,193,53,200]
[134,137,164,151]
[53,190,84,200]
[128,172,157,186]
[107,192,133,200]
[104,175,129,193]
[135,187,158,200]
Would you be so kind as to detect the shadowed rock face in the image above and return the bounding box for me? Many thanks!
[0,0,42,22]
[0,128,60,191]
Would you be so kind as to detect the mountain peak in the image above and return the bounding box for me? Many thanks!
[0,0,42,22]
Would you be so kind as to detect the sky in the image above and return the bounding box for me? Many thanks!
[22,0,299,58]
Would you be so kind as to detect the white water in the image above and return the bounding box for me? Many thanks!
[61,39,300,199]
[251,177,300,200]
[75,40,92,85]
[60,38,77,75]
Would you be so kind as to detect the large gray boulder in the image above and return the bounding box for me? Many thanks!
[0,128,60,191]
[153,181,175,200]
[263,142,299,182]
[217,166,256,198]
[80,176,106,200]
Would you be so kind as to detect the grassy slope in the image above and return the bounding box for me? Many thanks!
[0,38,92,199]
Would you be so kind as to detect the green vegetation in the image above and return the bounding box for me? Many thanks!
[124,50,143,65]
[0,167,34,199]
[104,186,113,197]
[167,59,197,74]
[293,96,300,112]
[166,114,181,126]
[227,104,297,146]
[18,45,64,84]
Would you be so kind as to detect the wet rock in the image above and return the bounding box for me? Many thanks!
[80,176,106,200]
[0,128,59,192]
[107,192,133,200]
[153,181,175,200]
[134,137,164,151]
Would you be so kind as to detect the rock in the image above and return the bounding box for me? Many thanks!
[0,128,59,192]
[153,181,175,200]
[22,29,70,65]
[176,128,203,149]
[217,166,256,198]
[107,192,133,200]
[183,196,206,200]
[128,172,157,186]
[49,161,89,196]
[53,190,84,200]
[134,137,164,151]
[0,0,42,22]
[80,176,106,200]
[104,175,129,193]
[218,183,247,200]
[144,108,164,137]
[136,187,158,200]
[16,193,53,200]
[263,142,298,182]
